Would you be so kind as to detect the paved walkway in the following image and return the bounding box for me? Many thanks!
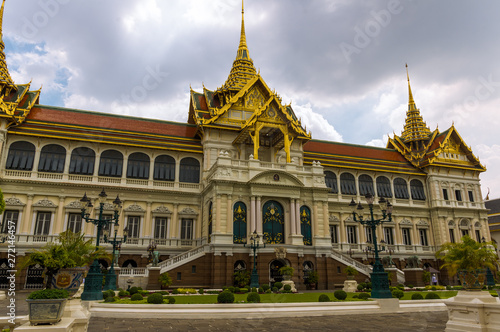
[88,312,448,331]
[1,291,449,331]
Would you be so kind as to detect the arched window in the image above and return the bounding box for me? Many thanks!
[376,176,392,198]
[233,202,247,244]
[324,171,338,194]
[340,173,356,195]
[300,206,312,246]
[153,155,175,181]
[263,201,284,244]
[358,174,374,196]
[122,260,137,268]
[38,144,66,173]
[179,157,200,183]
[394,178,409,199]
[6,141,35,170]
[98,150,123,177]
[126,152,150,179]
[410,179,426,200]
[69,147,95,175]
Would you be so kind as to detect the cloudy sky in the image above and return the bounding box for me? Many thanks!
[3,0,500,198]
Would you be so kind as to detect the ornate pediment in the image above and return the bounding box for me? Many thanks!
[248,171,304,187]
[152,205,171,214]
[329,215,340,222]
[5,197,24,206]
[65,200,83,209]
[124,204,145,212]
[33,198,57,208]
[179,207,198,215]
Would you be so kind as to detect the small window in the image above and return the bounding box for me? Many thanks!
[365,227,373,244]
[6,141,35,171]
[181,219,193,240]
[69,147,95,175]
[402,228,411,245]
[468,191,474,202]
[346,225,357,244]
[475,229,481,242]
[2,210,19,234]
[376,176,392,198]
[330,225,338,243]
[337,266,341,273]
[126,152,150,179]
[179,157,200,183]
[324,171,338,194]
[419,229,428,246]
[38,144,66,173]
[394,178,409,199]
[98,150,123,177]
[127,216,141,238]
[455,190,462,202]
[442,189,449,200]
[340,173,356,195]
[177,272,181,281]
[192,265,196,274]
[384,227,394,245]
[449,228,455,243]
[67,213,82,233]
[154,155,175,181]
[154,217,168,239]
[410,179,426,200]
[34,212,51,235]
[358,175,374,196]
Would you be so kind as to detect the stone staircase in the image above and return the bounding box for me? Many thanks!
[157,245,208,274]
[330,250,372,277]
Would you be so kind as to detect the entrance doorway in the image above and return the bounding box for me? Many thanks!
[269,259,285,285]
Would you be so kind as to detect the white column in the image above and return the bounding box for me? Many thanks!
[256,196,262,234]
[290,199,296,235]
[295,200,300,235]
[250,196,256,233]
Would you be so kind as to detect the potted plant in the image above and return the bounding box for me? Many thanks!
[279,266,294,281]
[344,266,358,280]
[306,270,319,290]
[26,288,69,325]
[158,272,172,289]
[436,235,498,290]
[18,231,110,291]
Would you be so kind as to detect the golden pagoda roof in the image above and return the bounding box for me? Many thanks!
[217,0,257,92]
[0,0,15,91]
[400,64,431,143]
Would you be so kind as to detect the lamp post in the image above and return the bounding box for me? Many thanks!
[103,227,128,291]
[80,189,122,300]
[481,236,496,286]
[349,193,393,298]
[364,242,374,261]
[244,230,266,289]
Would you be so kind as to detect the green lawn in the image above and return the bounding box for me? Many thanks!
[110,290,462,305]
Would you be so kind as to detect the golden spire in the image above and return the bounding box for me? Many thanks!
[0,0,16,94]
[218,0,257,92]
[401,64,431,146]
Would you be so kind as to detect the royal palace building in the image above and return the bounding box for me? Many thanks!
[0,2,490,290]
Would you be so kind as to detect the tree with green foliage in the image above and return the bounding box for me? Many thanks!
[0,188,5,215]
[18,230,110,289]
[233,270,250,287]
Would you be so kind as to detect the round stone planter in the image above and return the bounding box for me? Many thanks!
[26,298,67,325]
[457,269,486,290]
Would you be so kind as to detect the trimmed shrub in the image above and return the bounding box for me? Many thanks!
[104,296,116,302]
[352,294,359,299]
[365,282,372,289]
[262,284,270,292]
[167,296,176,304]
[171,289,180,294]
[217,291,235,303]
[129,287,139,296]
[274,282,283,289]
[283,284,292,292]
[411,293,424,300]
[240,288,248,293]
[265,289,272,294]
[333,290,347,301]
[118,290,128,297]
[251,287,257,293]
[357,284,364,291]
[234,287,240,293]
[147,293,164,304]
[392,289,404,299]
[397,284,405,290]
[131,293,143,301]
[318,294,330,302]
[358,293,370,300]
[247,292,261,303]
[228,286,235,293]
[160,291,169,295]
[407,284,414,289]
[425,292,441,300]
[27,289,69,300]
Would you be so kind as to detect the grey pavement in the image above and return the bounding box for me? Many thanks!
[2,291,448,331]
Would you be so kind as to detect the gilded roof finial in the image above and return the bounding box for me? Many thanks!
[400,64,430,145]
[0,0,16,92]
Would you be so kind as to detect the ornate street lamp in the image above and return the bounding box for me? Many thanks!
[103,226,128,291]
[80,190,122,300]
[482,236,496,286]
[364,241,374,261]
[349,194,393,298]
[244,230,266,289]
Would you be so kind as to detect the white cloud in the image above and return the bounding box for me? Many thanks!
[292,103,342,142]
